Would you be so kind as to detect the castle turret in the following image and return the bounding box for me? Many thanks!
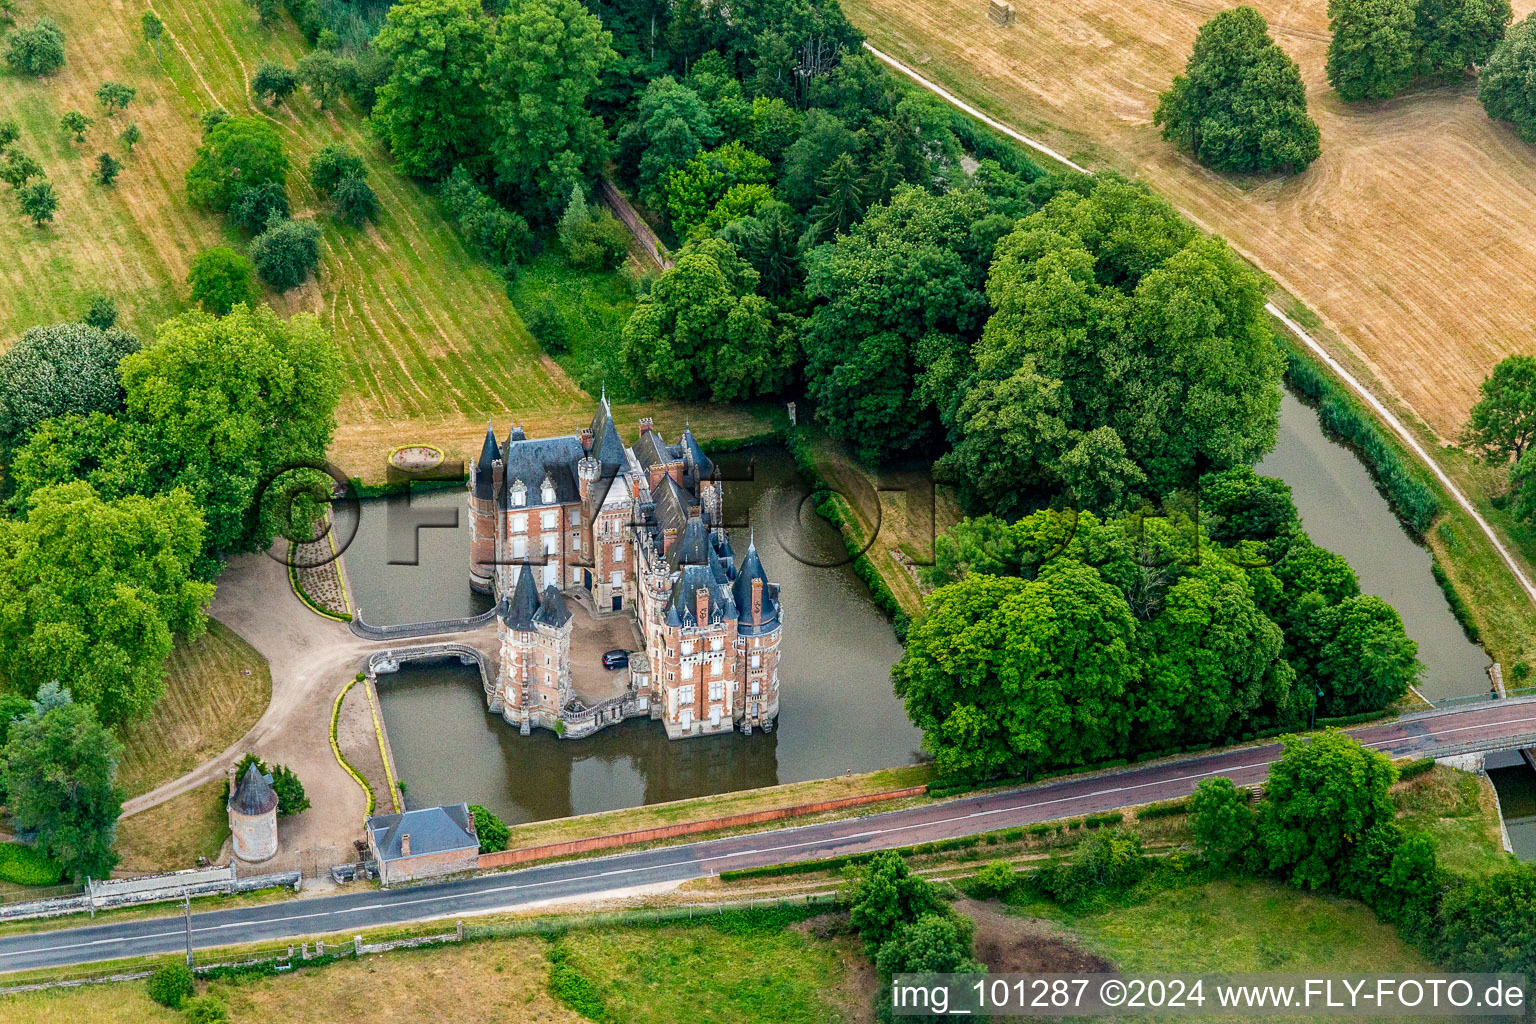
[228,762,279,863]
[469,420,500,594]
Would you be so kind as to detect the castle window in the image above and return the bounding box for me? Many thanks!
[682,642,695,656]
[613,543,624,561]
[709,681,723,701]
[710,637,723,651]
[750,680,760,695]
[512,514,528,534]
[511,481,527,507]
[544,655,551,666]
[512,537,527,558]
[679,685,694,705]
[712,660,722,677]
[682,661,694,680]
[571,509,581,526]
[572,536,581,551]
[541,481,556,504]
[541,510,557,530]
[751,653,761,669]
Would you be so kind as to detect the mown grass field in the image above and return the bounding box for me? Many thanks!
[0,0,774,485]
[116,620,271,799]
[843,0,1536,443]
[114,776,230,873]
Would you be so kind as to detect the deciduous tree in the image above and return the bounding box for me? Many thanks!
[250,217,322,290]
[1463,354,1536,464]
[892,565,1138,780]
[1155,7,1320,173]
[297,49,353,110]
[0,484,212,726]
[184,116,287,212]
[252,61,299,105]
[0,322,137,456]
[95,151,122,186]
[1479,13,1536,143]
[60,110,92,142]
[1327,0,1419,100]
[5,17,66,76]
[332,174,378,226]
[485,0,615,222]
[187,246,259,316]
[1257,731,1397,890]
[0,686,122,880]
[120,122,142,154]
[95,81,136,115]
[1189,777,1256,869]
[18,180,57,227]
[371,0,492,179]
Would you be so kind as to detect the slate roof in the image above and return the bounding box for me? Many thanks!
[501,566,541,630]
[634,429,675,475]
[534,585,571,628]
[667,517,710,571]
[473,420,500,501]
[229,764,277,816]
[588,395,626,475]
[681,427,712,479]
[500,435,584,508]
[664,564,738,627]
[733,539,782,634]
[368,803,478,863]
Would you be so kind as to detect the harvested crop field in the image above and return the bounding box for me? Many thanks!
[844,0,1536,439]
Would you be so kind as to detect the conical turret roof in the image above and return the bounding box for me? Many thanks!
[230,763,278,816]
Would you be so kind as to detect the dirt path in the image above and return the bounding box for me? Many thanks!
[123,553,499,870]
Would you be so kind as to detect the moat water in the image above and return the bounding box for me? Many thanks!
[352,447,920,824]
[352,395,1490,824]
[1256,392,1489,702]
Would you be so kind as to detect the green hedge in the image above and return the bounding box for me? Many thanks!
[1135,798,1190,820]
[0,841,64,886]
[1277,332,1441,538]
[1397,756,1437,781]
[781,428,910,638]
[1084,812,1124,829]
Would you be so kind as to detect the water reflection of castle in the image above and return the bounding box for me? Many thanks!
[468,394,784,740]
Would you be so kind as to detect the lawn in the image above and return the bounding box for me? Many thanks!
[1052,876,1436,978]
[116,621,272,799]
[551,919,865,1024]
[1393,764,1512,879]
[507,252,643,405]
[114,777,229,874]
[0,0,775,487]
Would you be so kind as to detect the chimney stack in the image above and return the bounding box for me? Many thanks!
[663,526,677,554]
[579,427,594,453]
[400,833,411,858]
[752,578,763,620]
[638,417,653,435]
[695,587,710,626]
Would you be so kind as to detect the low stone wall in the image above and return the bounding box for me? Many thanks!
[0,870,301,922]
[476,785,928,870]
[350,608,496,640]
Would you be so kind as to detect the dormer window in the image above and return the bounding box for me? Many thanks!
[541,474,556,505]
[510,479,527,507]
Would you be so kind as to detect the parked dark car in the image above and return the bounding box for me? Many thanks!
[603,649,630,670]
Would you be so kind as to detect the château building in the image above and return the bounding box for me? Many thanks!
[467,395,783,740]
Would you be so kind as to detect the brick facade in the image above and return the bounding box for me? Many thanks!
[468,397,783,740]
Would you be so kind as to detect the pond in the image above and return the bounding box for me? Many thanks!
[1257,392,1490,703]
[353,447,922,824]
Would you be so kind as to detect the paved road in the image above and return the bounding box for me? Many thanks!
[4,699,1533,974]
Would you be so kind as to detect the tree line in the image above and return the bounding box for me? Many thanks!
[0,305,343,879]
[894,466,1419,782]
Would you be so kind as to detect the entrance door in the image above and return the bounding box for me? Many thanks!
[584,569,592,590]
[612,595,622,611]
[680,710,693,730]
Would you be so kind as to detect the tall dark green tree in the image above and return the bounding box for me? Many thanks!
[1479,13,1536,143]
[1327,0,1419,100]
[0,685,123,880]
[893,564,1138,780]
[1257,731,1397,890]
[0,322,137,457]
[485,0,614,222]
[184,116,287,212]
[621,237,792,402]
[371,0,492,179]
[1414,0,1512,79]
[1155,6,1320,174]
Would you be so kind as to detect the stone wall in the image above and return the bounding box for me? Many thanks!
[476,785,928,870]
